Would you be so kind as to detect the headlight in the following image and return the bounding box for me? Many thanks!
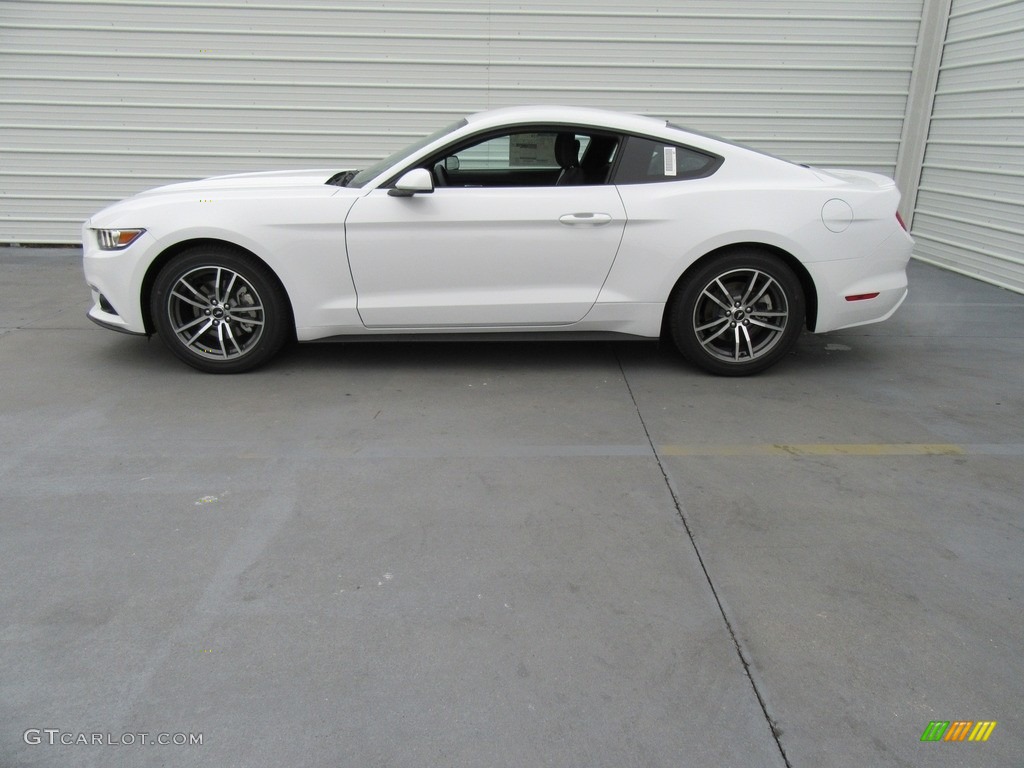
[94,228,146,250]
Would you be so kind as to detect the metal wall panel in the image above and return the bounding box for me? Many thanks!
[912,0,1024,292]
[2,0,922,243]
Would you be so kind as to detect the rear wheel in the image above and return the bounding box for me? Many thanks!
[150,247,290,373]
[670,251,805,376]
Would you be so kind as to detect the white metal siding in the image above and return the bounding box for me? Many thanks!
[911,0,1024,292]
[2,0,922,243]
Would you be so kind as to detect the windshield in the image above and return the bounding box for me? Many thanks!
[347,119,467,188]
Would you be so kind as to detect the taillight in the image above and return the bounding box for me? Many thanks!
[896,211,908,231]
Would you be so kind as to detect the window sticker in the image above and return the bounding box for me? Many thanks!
[664,146,677,176]
[510,133,557,167]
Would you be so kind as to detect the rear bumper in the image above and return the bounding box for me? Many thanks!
[808,228,913,333]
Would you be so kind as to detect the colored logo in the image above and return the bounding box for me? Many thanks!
[921,721,997,742]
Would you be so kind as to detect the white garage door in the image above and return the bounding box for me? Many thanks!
[911,0,1024,293]
[2,0,922,243]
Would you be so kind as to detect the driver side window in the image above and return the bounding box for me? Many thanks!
[456,133,561,171]
[429,129,615,188]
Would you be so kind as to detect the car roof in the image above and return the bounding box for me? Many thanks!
[458,105,784,167]
[464,105,672,136]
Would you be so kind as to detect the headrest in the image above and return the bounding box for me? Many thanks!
[554,133,580,168]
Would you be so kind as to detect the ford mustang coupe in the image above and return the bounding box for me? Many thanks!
[83,105,912,375]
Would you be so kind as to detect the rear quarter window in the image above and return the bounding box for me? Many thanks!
[613,136,722,184]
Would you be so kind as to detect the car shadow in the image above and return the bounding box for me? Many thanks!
[91,330,900,380]
[275,338,672,374]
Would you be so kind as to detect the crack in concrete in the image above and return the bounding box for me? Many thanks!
[615,352,793,768]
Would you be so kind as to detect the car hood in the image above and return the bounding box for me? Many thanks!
[86,168,359,228]
[133,168,346,197]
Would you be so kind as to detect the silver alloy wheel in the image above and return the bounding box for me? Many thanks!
[165,265,265,360]
[692,267,790,363]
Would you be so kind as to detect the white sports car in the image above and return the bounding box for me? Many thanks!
[83,105,912,375]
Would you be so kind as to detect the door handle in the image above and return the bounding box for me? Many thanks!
[558,212,613,227]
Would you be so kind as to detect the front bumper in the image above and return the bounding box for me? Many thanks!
[86,290,147,336]
[82,222,153,335]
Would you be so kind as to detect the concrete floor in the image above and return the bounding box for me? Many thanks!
[1,248,1021,767]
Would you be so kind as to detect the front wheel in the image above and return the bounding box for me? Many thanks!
[150,247,290,373]
[670,251,805,376]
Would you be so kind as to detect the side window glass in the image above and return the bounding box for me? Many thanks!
[453,132,561,172]
[613,136,720,184]
[427,130,619,188]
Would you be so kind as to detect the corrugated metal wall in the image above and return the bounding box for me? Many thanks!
[4,0,921,243]
[4,0,921,244]
[910,0,1024,293]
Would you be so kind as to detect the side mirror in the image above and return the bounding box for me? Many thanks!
[388,168,434,197]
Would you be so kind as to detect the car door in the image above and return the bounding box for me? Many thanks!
[344,129,626,328]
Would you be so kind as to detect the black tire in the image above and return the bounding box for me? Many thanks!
[670,251,805,376]
[150,247,290,373]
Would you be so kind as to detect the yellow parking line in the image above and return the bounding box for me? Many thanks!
[657,443,966,457]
